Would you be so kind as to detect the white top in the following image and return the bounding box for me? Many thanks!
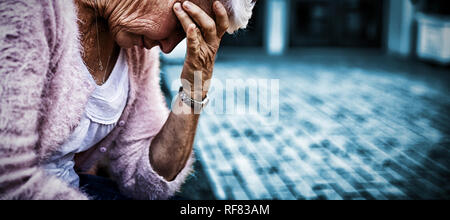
[42,49,129,187]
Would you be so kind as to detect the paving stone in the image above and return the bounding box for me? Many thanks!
[162,51,450,200]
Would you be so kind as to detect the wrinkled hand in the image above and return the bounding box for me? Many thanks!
[173,1,229,99]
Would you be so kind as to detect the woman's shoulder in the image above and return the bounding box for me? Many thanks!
[0,0,78,53]
[0,0,64,27]
[0,0,43,12]
[0,1,46,31]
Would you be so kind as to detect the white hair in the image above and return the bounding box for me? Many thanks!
[220,0,256,34]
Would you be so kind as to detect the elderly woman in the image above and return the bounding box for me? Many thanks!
[0,0,255,200]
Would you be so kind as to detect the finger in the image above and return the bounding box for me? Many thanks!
[182,1,217,42]
[173,2,196,34]
[186,23,200,54]
[213,1,230,37]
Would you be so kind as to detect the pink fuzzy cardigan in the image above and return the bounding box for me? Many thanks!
[0,0,194,200]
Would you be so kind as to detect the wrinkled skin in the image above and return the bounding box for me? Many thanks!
[105,0,226,97]
[100,0,214,53]
[76,0,231,181]
[78,0,225,93]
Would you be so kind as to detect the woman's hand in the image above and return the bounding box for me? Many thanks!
[173,1,229,99]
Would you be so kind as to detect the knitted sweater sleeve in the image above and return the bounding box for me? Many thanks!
[0,0,88,200]
[107,48,194,200]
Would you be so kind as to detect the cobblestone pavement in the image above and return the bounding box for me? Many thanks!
[163,49,450,200]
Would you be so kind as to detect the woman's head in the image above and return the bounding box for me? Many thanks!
[95,0,256,53]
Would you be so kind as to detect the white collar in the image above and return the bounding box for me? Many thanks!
[83,49,130,124]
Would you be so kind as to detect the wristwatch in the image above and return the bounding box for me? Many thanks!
[178,87,210,111]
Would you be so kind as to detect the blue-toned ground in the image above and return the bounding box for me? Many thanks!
[163,49,450,200]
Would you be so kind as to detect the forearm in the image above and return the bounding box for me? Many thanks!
[148,0,231,182]
[149,95,201,181]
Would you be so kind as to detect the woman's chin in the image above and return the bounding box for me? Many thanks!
[159,45,176,54]
[114,33,143,49]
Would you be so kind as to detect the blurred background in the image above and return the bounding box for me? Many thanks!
[162,0,450,200]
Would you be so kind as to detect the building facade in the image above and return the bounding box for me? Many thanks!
[220,0,449,59]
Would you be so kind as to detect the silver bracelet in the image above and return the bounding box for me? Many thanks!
[178,87,210,111]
